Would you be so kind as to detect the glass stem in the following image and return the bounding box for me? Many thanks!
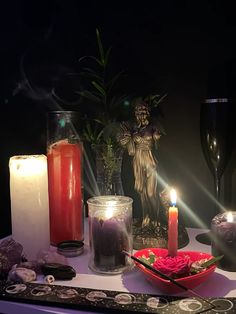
[214,176,220,202]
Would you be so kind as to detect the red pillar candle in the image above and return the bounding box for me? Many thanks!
[168,189,178,257]
[47,111,84,246]
[47,140,83,245]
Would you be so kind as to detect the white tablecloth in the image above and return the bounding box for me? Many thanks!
[1,226,236,314]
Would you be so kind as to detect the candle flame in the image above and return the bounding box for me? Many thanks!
[227,212,233,223]
[105,200,116,219]
[170,189,177,206]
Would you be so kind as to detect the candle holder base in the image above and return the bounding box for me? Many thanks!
[88,260,134,275]
[195,231,212,245]
[133,219,189,250]
[133,221,167,250]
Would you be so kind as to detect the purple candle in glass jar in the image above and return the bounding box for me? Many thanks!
[87,196,133,274]
[211,211,236,271]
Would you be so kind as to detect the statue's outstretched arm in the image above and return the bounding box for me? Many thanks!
[117,122,135,156]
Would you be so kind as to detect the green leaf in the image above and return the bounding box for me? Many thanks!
[91,81,106,96]
[143,93,167,108]
[144,94,158,103]
[152,93,167,107]
[80,68,103,81]
[139,257,152,265]
[82,120,105,144]
[77,90,101,103]
[104,46,112,67]
[90,56,104,67]
[96,28,105,65]
[108,70,125,91]
[79,55,103,67]
[201,255,224,268]
[93,118,106,126]
[149,253,156,265]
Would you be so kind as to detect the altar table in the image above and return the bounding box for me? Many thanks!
[0,224,236,314]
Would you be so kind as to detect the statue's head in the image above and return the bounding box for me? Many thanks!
[134,101,150,127]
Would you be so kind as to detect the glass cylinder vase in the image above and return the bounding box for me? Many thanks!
[92,144,124,196]
[87,195,133,274]
[47,111,84,246]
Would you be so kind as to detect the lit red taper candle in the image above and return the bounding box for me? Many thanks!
[168,189,178,257]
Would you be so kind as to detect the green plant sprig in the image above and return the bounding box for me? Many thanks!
[78,29,129,145]
[78,29,125,120]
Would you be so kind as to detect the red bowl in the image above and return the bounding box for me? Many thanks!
[134,248,216,294]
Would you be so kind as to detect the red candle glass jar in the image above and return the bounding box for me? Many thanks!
[47,111,84,246]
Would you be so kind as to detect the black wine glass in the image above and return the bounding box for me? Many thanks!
[196,98,234,244]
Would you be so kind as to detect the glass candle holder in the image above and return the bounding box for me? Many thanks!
[87,195,133,274]
[211,211,236,271]
[47,111,84,246]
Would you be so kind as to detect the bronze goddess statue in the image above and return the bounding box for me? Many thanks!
[118,99,189,249]
[118,101,164,247]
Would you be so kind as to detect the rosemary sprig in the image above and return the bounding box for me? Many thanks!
[201,255,224,268]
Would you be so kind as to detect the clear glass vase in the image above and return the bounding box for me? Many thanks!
[92,144,124,196]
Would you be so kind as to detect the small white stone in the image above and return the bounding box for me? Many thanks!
[44,275,55,284]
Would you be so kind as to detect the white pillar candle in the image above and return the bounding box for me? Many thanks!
[9,155,50,260]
